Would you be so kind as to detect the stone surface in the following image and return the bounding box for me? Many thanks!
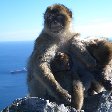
[97,91,112,112]
[2,91,112,112]
[2,97,77,112]
[84,91,112,112]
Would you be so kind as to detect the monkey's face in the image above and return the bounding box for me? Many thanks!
[44,4,72,33]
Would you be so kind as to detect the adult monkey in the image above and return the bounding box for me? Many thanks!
[27,4,96,110]
[86,39,112,92]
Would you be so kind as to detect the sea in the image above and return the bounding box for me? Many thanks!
[0,41,34,111]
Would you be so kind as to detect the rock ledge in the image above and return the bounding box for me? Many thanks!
[2,91,112,112]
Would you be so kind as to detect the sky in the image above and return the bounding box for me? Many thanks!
[0,0,112,41]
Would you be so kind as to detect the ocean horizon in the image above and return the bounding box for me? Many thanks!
[0,41,34,110]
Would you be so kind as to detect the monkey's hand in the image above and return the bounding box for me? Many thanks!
[39,62,71,104]
[55,84,71,104]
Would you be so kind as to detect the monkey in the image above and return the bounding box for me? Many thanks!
[86,39,112,91]
[27,4,98,111]
[50,52,73,93]
[27,4,76,105]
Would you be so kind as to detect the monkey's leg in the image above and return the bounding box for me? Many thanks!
[71,76,84,111]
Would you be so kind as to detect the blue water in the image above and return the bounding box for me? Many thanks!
[0,41,34,110]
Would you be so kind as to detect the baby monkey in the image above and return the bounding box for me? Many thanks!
[27,4,74,106]
[51,52,73,93]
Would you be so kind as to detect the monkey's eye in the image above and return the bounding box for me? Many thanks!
[57,15,64,21]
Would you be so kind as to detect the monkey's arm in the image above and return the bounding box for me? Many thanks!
[69,37,96,68]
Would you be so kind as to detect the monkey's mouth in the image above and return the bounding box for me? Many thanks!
[49,21,64,33]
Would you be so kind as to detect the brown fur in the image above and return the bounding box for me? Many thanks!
[72,80,84,111]
[45,4,72,18]
[27,4,75,105]
[51,39,112,110]
[87,40,112,65]
[50,52,73,95]
[27,4,110,111]
[87,40,112,91]
[50,51,89,110]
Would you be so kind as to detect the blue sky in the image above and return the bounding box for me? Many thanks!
[0,0,112,41]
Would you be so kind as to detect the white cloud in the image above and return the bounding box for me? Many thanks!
[75,21,112,38]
